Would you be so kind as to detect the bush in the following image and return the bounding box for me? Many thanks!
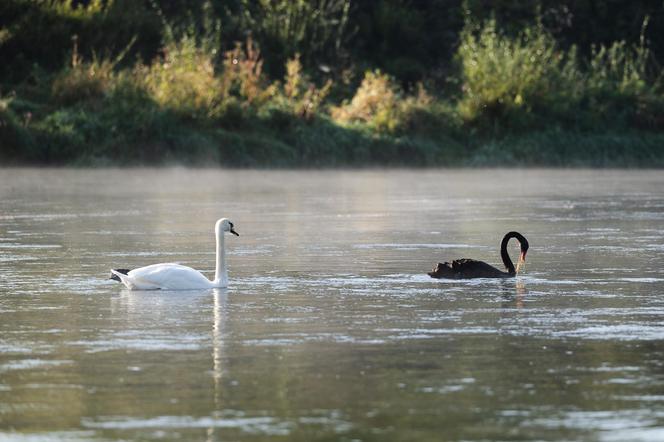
[219,37,276,108]
[280,54,332,119]
[584,36,661,127]
[331,70,402,132]
[456,17,663,131]
[139,33,221,120]
[331,70,447,134]
[457,18,578,128]
[51,40,117,105]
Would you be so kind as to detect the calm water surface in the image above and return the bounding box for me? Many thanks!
[1,168,664,441]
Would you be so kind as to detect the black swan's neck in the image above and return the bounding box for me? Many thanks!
[500,231,529,275]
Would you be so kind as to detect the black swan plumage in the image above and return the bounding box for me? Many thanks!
[428,232,529,279]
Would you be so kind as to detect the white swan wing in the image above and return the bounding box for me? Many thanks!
[110,269,161,290]
[121,263,213,290]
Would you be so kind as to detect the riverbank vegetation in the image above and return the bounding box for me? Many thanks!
[1,0,663,166]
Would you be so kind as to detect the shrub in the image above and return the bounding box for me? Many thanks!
[139,33,220,120]
[219,37,276,107]
[280,54,332,119]
[331,70,401,132]
[584,29,662,127]
[51,58,116,106]
[332,71,443,134]
[456,17,662,131]
[456,18,578,127]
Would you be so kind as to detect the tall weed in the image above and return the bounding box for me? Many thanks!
[51,35,135,105]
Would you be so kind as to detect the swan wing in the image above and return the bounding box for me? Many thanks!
[429,259,508,279]
[121,263,213,290]
[111,269,165,290]
[451,259,507,278]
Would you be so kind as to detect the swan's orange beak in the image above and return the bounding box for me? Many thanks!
[516,251,527,274]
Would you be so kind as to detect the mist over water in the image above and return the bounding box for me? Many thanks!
[1,168,664,441]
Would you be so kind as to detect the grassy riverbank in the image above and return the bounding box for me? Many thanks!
[1,1,663,167]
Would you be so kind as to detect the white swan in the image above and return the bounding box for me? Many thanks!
[110,218,238,290]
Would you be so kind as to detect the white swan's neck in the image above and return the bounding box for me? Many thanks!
[213,229,227,287]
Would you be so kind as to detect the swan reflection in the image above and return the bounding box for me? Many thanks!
[499,279,527,309]
[212,288,228,399]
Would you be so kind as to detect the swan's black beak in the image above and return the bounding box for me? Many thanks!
[520,251,527,262]
[228,221,239,236]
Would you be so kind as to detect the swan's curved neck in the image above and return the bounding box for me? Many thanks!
[213,230,227,287]
[500,231,527,275]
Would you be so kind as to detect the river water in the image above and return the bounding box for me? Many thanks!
[1,168,664,441]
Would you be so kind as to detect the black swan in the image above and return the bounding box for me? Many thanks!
[428,231,529,279]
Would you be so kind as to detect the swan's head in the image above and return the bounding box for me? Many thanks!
[215,218,239,236]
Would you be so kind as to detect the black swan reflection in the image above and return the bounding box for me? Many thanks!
[428,231,529,279]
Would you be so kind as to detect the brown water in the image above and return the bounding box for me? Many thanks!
[1,168,664,441]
